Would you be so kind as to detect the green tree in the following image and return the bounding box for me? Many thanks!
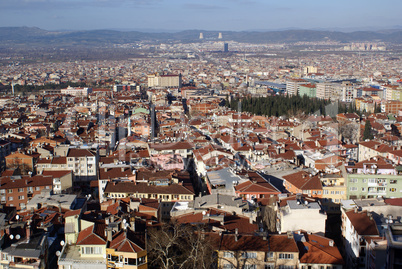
[363,120,374,140]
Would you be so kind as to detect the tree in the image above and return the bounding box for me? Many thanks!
[362,120,374,140]
[147,221,215,269]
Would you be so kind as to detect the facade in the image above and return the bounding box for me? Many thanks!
[66,148,97,182]
[341,208,379,268]
[60,86,93,96]
[0,175,53,210]
[106,230,147,269]
[277,199,326,234]
[298,84,317,98]
[286,79,307,96]
[147,73,182,88]
[316,82,333,100]
[385,224,402,269]
[346,157,402,199]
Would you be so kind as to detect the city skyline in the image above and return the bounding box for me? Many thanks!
[0,0,401,32]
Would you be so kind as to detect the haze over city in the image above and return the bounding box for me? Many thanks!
[0,0,401,31]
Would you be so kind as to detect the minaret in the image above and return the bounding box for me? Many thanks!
[128,117,131,137]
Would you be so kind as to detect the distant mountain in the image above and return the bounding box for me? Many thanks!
[0,27,401,47]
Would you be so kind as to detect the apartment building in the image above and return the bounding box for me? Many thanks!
[346,156,402,199]
[66,148,97,182]
[0,175,53,210]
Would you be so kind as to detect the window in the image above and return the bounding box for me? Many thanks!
[223,264,234,269]
[8,197,13,201]
[368,179,376,183]
[223,252,234,258]
[266,252,273,259]
[243,265,256,269]
[278,253,294,259]
[349,187,357,191]
[278,266,294,269]
[82,246,102,255]
[323,190,329,195]
[242,252,257,259]
[363,179,367,183]
[18,188,24,192]
[35,187,40,191]
[18,196,24,200]
[7,189,12,193]
[390,179,397,184]
[390,188,396,192]
[362,187,366,192]
[265,265,274,269]
[349,178,357,183]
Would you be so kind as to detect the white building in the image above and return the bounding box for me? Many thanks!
[277,199,327,233]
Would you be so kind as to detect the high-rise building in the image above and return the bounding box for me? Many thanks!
[218,32,223,39]
[199,32,204,39]
[224,43,229,52]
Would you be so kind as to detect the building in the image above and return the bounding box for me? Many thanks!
[385,224,402,269]
[341,207,379,268]
[0,175,54,210]
[66,148,97,183]
[298,84,317,98]
[210,232,299,269]
[60,86,93,97]
[277,197,327,234]
[147,73,182,88]
[316,82,333,100]
[345,156,402,199]
[282,171,323,199]
[106,230,147,269]
[286,79,307,96]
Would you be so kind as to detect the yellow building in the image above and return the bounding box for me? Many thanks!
[106,230,147,269]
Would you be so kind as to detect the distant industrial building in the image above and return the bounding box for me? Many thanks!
[147,73,182,88]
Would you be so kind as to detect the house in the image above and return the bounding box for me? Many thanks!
[296,231,344,269]
[282,171,323,199]
[341,207,379,268]
[277,196,326,234]
[234,172,281,200]
[209,232,299,269]
[0,175,54,210]
[106,230,147,269]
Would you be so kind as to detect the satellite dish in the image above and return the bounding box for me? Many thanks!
[9,234,14,240]
[56,251,61,257]
[122,219,127,224]
[60,240,65,246]
[15,234,20,240]
[16,215,20,220]
[202,211,206,215]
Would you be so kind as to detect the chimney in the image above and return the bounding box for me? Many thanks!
[26,224,31,240]
[106,228,112,242]
[104,168,108,172]
[121,167,125,172]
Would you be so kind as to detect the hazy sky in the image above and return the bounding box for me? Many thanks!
[0,0,401,31]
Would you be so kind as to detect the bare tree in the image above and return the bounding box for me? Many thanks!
[147,221,215,269]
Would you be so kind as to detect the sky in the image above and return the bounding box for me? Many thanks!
[0,0,401,32]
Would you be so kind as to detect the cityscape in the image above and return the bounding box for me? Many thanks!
[0,1,402,269]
